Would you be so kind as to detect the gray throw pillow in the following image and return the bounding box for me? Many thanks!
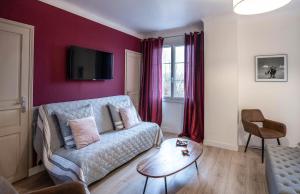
[55,104,94,149]
[107,104,125,130]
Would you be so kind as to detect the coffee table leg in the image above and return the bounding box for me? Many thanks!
[164,177,167,194]
[143,176,148,194]
[195,161,199,174]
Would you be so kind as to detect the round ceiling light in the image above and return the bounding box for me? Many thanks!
[233,0,292,15]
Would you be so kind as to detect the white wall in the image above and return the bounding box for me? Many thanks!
[238,11,300,147]
[203,15,239,151]
[204,9,300,150]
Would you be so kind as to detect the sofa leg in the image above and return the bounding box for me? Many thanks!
[262,138,265,163]
[244,134,251,153]
[277,138,281,145]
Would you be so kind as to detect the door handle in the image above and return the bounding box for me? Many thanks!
[20,96,27,113]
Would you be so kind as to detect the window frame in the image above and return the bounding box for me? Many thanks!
[162,45,185,103]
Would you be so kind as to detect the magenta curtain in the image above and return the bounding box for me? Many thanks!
[139,38,164,125]
[181,32,204,143]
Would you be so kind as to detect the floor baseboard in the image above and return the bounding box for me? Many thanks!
[28,165,45,177]
[204,139,239,151]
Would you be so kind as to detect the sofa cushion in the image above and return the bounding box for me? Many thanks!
[55,104,94,149]
[266,145,300,194]
[54,122,161,185]
[69,116,100,149]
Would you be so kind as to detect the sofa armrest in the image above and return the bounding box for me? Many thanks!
[263,119,286,135]
[26,182,87,194]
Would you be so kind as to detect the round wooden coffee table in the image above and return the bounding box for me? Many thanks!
[136,138,203,194]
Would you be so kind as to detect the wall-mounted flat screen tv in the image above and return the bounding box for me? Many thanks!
[68,46,113,80]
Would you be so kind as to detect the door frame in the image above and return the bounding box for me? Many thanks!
[124,49,142,95]
[0,18,34,171]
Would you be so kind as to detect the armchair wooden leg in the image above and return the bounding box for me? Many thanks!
[277,138,281,145]
[244,134,251,153]
[262,138,265,163]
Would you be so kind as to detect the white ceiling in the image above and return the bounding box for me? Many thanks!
[64,0,232,32]
[40,0,300,38]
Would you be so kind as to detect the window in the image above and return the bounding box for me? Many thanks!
[162,45,185,100]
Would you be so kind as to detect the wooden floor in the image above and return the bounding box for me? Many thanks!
[13,136,268,194]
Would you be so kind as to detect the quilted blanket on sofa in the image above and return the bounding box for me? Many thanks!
[55,122,162,185]
[34,105,163,189]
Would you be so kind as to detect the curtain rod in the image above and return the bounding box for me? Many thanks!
[144,32,201,40]
[161,32,201,39]
[162,34,184,39]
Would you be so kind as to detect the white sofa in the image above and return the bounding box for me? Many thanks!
[34,95,163,187]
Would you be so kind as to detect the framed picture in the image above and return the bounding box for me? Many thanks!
[255,54,288,82]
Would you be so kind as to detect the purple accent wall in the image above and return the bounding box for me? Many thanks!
[0,0,141,106]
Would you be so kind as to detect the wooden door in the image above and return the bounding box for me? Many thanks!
[0,18,33,182]
[125,50,142,110]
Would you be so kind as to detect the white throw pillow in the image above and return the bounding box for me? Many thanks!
[119,106,140,129]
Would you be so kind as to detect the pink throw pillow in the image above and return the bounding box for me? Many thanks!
[119,106,140,129]
[69,116,100,149]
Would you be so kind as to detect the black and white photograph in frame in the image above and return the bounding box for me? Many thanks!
[255,54,288,82]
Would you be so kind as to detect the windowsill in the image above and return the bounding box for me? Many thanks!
[163,97,184,104]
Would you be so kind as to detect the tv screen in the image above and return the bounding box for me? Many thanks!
[68,46,113,80]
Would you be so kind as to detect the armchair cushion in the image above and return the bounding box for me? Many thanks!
[259,127,285,139]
